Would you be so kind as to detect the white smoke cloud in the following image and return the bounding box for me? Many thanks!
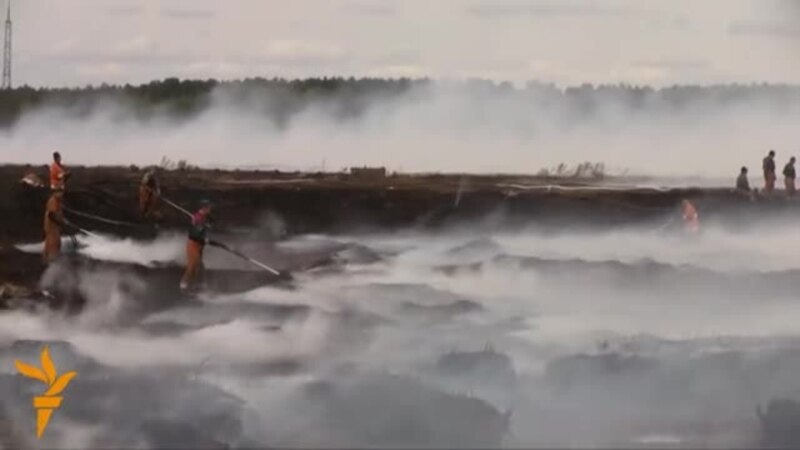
[1,82,799,186]
[5,220,800,446]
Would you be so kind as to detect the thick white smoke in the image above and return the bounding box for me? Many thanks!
[5,219,800,447]
[1,82,799,185]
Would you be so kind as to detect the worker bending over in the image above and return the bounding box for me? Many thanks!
[784,157,796,196]
[43,190,66,263]
[49,152,70,192]
[139,167,162,220]
[763,150,776,194]
[681,199,700,235]
[180,200,214,292]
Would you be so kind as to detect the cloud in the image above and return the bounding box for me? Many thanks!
[112,36,156,56]
[466,0,639,18]
[257,40,347,66]
[74,62,127,80]
[47,39,83,59]
[366,64,427,78]
[728,20,800,38]
[35,36,348,81]
[103,5,144,17]
[161,8,216,20]
[648,15,694,31]
[12,0,800,87]
[341,1,396,16]
[43,34,177,65]
[368,50,421,66]
[631,59,711,71]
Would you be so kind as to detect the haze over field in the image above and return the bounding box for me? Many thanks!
[1,81,800,183]
[0,0,798,181]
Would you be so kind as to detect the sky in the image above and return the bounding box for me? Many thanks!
[8,0,800,88]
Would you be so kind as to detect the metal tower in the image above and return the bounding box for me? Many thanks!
[2,0,11,90]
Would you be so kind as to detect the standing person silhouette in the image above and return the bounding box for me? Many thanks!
[783,157,796,196]
[763,150,776,194]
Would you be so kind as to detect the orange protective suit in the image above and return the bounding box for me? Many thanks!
[138,185,160,219]
[681,200,700,234]
[49,163,66,191]
[43,193,64,263]
[180,239,205,291]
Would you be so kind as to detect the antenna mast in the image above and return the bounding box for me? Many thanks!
[2,0,12,90]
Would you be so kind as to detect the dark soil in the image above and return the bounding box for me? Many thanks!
[1,164,798,303]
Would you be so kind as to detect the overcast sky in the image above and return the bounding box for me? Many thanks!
[9,0,800,87]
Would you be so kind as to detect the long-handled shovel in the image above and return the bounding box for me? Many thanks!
[208,240,290,279]
[156,192,193,219]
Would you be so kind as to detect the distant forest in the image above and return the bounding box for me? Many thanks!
[0,77,799,128]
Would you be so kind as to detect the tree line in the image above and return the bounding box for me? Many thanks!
[0,77,798,128]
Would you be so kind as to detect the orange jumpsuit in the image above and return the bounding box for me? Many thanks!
[682,200,700,234]
[181,240,205,291]
[49,162,66,191]
[180,209,211,291]
[138,172,161,219]
[43,193,64,263]
[138,185,162,219]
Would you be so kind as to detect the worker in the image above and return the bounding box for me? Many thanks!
[180,200,214,292]
[681,199,700,235]
[49,152,70,192]
[736,166,750,192]
[763,150,776,194]
[139,166,162,219]
[43,191,66,263]
[784,157,796,196]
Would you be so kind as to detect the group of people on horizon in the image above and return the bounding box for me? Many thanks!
[737,150,797,196]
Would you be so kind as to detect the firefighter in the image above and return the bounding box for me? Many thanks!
[681,199,700,235]
[43,191,66,263]
[49,152,70,192]
[180,200,214,292]
[139,167,162,219]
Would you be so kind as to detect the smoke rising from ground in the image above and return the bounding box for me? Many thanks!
[2,81,800,184]
[5,218,800,447]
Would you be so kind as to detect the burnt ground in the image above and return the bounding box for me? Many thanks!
[1,163,799,301]
[4,165,800,447]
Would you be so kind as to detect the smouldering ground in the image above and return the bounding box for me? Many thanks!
[3,220,800,447]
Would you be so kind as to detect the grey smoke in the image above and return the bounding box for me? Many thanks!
[1,82,799,185]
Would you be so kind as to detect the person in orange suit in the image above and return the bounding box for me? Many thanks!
[49,152,70,192]
[180,201,214,292]
[138,167,162,220]
[43,191,66,263]
[681,199,700,235]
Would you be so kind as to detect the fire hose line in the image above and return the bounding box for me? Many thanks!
[62,205,149,229]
